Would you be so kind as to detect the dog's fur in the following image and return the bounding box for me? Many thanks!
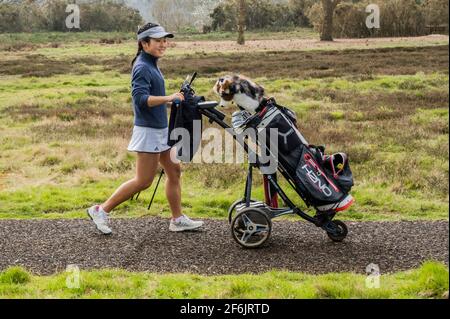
[213,75,265,113]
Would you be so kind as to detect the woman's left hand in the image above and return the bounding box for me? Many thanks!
[170,92,185,103]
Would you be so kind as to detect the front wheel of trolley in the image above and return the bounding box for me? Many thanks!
[231,208,272,248]
[325,220,348,242]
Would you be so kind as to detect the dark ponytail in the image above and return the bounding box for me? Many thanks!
[131,41,145,67]
[131,22,160,67]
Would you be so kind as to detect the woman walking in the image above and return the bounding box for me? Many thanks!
[87,23,204,235]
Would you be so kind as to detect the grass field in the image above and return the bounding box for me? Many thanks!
[0,261,448,299]
[0,30,448,298]
[0,33,448,221]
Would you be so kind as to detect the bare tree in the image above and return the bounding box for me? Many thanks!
[152,0,195,31]
[320,0,340,41]
[152,0,222,32]
[237,0,245,44]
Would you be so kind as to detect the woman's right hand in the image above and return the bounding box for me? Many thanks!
[169,92,185,103]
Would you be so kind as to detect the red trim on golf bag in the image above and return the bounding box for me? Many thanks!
[304,153,340,193]
[335,197,355,212]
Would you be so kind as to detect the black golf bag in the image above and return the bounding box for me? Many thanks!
[242,101,354,209]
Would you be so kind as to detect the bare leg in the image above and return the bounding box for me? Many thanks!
[101,152,160,213]
[159,148,183,219]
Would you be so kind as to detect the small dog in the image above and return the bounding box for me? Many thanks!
[213,75,265,113]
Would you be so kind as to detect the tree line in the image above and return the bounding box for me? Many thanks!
[0,0,448,40]
[0,0,143,33]
[211,0,448,39]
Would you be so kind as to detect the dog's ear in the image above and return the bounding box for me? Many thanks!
[213,79,222,95]
[221,78,232,93]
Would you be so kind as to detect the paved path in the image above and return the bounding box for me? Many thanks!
[0,219,447,275]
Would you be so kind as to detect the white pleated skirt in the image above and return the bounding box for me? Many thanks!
[127,126,171,154]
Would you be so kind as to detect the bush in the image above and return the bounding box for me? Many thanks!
[210,0,312,32]
[423,0,449,27]
[0,2,46,33]
[0,4,19,33]
[378,0,427,37]
[80,1,143,32]
[334,2,372,38]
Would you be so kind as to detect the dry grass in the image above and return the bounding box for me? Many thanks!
[1,45,448,79]
[0,36,448,220]
[3,100,131,122]
[29,116,133,142]
[0,54,130,77]
[0,54,90,77]
[158,45,449,79]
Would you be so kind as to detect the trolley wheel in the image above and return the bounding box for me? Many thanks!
[228,199,257,224]
[325,220,348,242]
[231,208,272,249]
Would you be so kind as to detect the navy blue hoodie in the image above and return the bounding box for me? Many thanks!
[131,51,168,128]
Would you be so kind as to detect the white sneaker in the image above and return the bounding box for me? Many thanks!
[87,205,112,235]
[316,194,354,212]
[169,215,204,232]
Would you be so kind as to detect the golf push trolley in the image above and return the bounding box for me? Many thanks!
[172,73,354,249]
